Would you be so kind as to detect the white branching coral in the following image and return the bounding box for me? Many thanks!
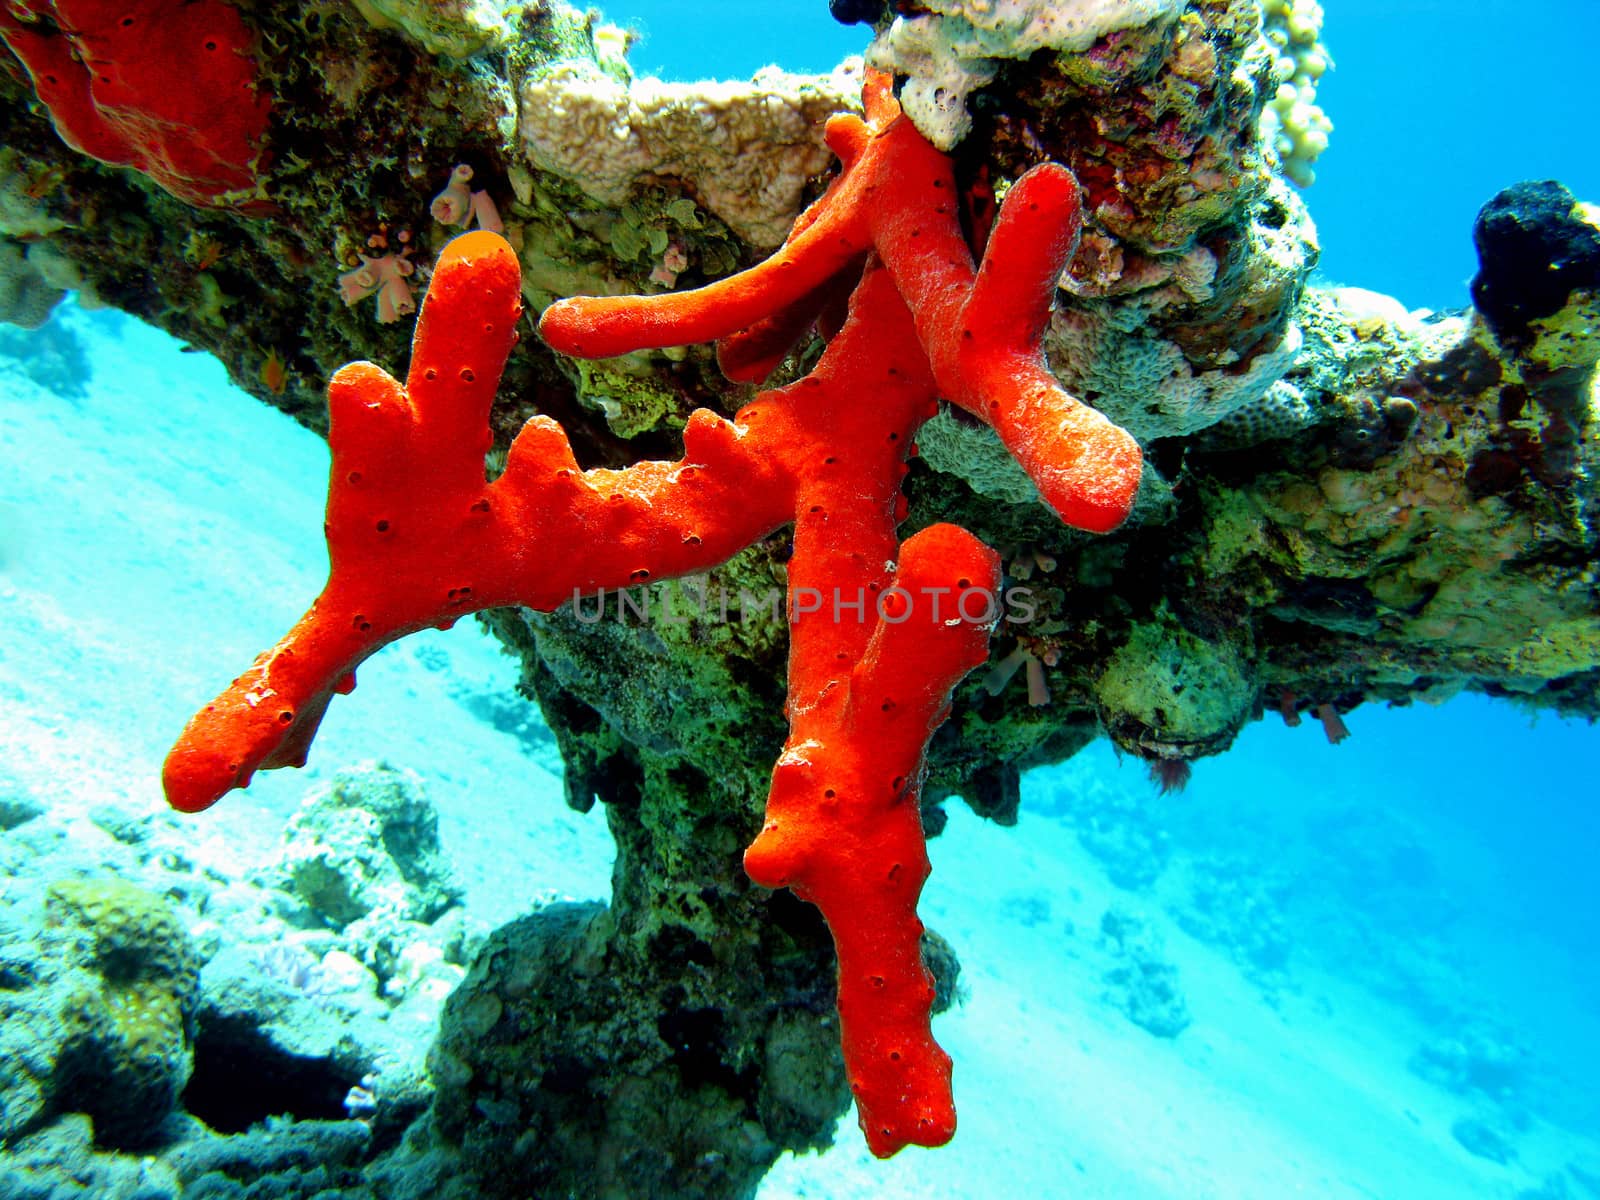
[865,0,1187,149]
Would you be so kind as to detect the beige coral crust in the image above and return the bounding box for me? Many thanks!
[519,60,864,250]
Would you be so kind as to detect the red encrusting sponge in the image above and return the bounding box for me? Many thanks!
[0,0,272,208]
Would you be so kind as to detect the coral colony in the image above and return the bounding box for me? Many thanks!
[161,72,1140,1154]
[9,0,1598,1184]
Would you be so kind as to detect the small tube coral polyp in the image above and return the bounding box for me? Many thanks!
[338,252,416,323]
[430,163,503,234]
[164,73,1140,1159]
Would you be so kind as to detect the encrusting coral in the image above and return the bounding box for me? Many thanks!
[519,58,863,251]
[866,0,1190,150]
[162,71,1140,1156]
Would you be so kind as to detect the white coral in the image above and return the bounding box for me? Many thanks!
[348,0,509,58]
[518,60,863,250]
[867,0,1187,149]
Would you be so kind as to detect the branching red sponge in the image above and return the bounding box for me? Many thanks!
[0,0,271,208]
[164,73,1142,1161]
[539,70,1142,534]
[163,230,789,813]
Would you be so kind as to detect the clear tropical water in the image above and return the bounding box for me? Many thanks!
[1,3,1597,1198]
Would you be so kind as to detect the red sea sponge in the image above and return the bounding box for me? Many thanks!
[0,0,272,208]
[164,72,1142,1159]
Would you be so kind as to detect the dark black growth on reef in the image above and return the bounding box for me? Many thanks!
[828,0,885,25]
[1471,179,1600,344]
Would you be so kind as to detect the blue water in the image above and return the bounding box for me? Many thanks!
[2,4,1597,1198]
[610,0,1600,311]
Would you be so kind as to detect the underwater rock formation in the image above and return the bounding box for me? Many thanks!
[276,762,464,934]
[0,877,200,1148]
[420,902,848,1199]
[3,0,1599,1194]
[1098,905,1192,1038]
[160,68,1138,1154]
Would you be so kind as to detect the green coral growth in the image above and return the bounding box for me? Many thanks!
[1093,615,1256,758]
[45,877,200,1147]
[573,358,683,438]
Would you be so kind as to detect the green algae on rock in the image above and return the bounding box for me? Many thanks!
[21,878,201,1147]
